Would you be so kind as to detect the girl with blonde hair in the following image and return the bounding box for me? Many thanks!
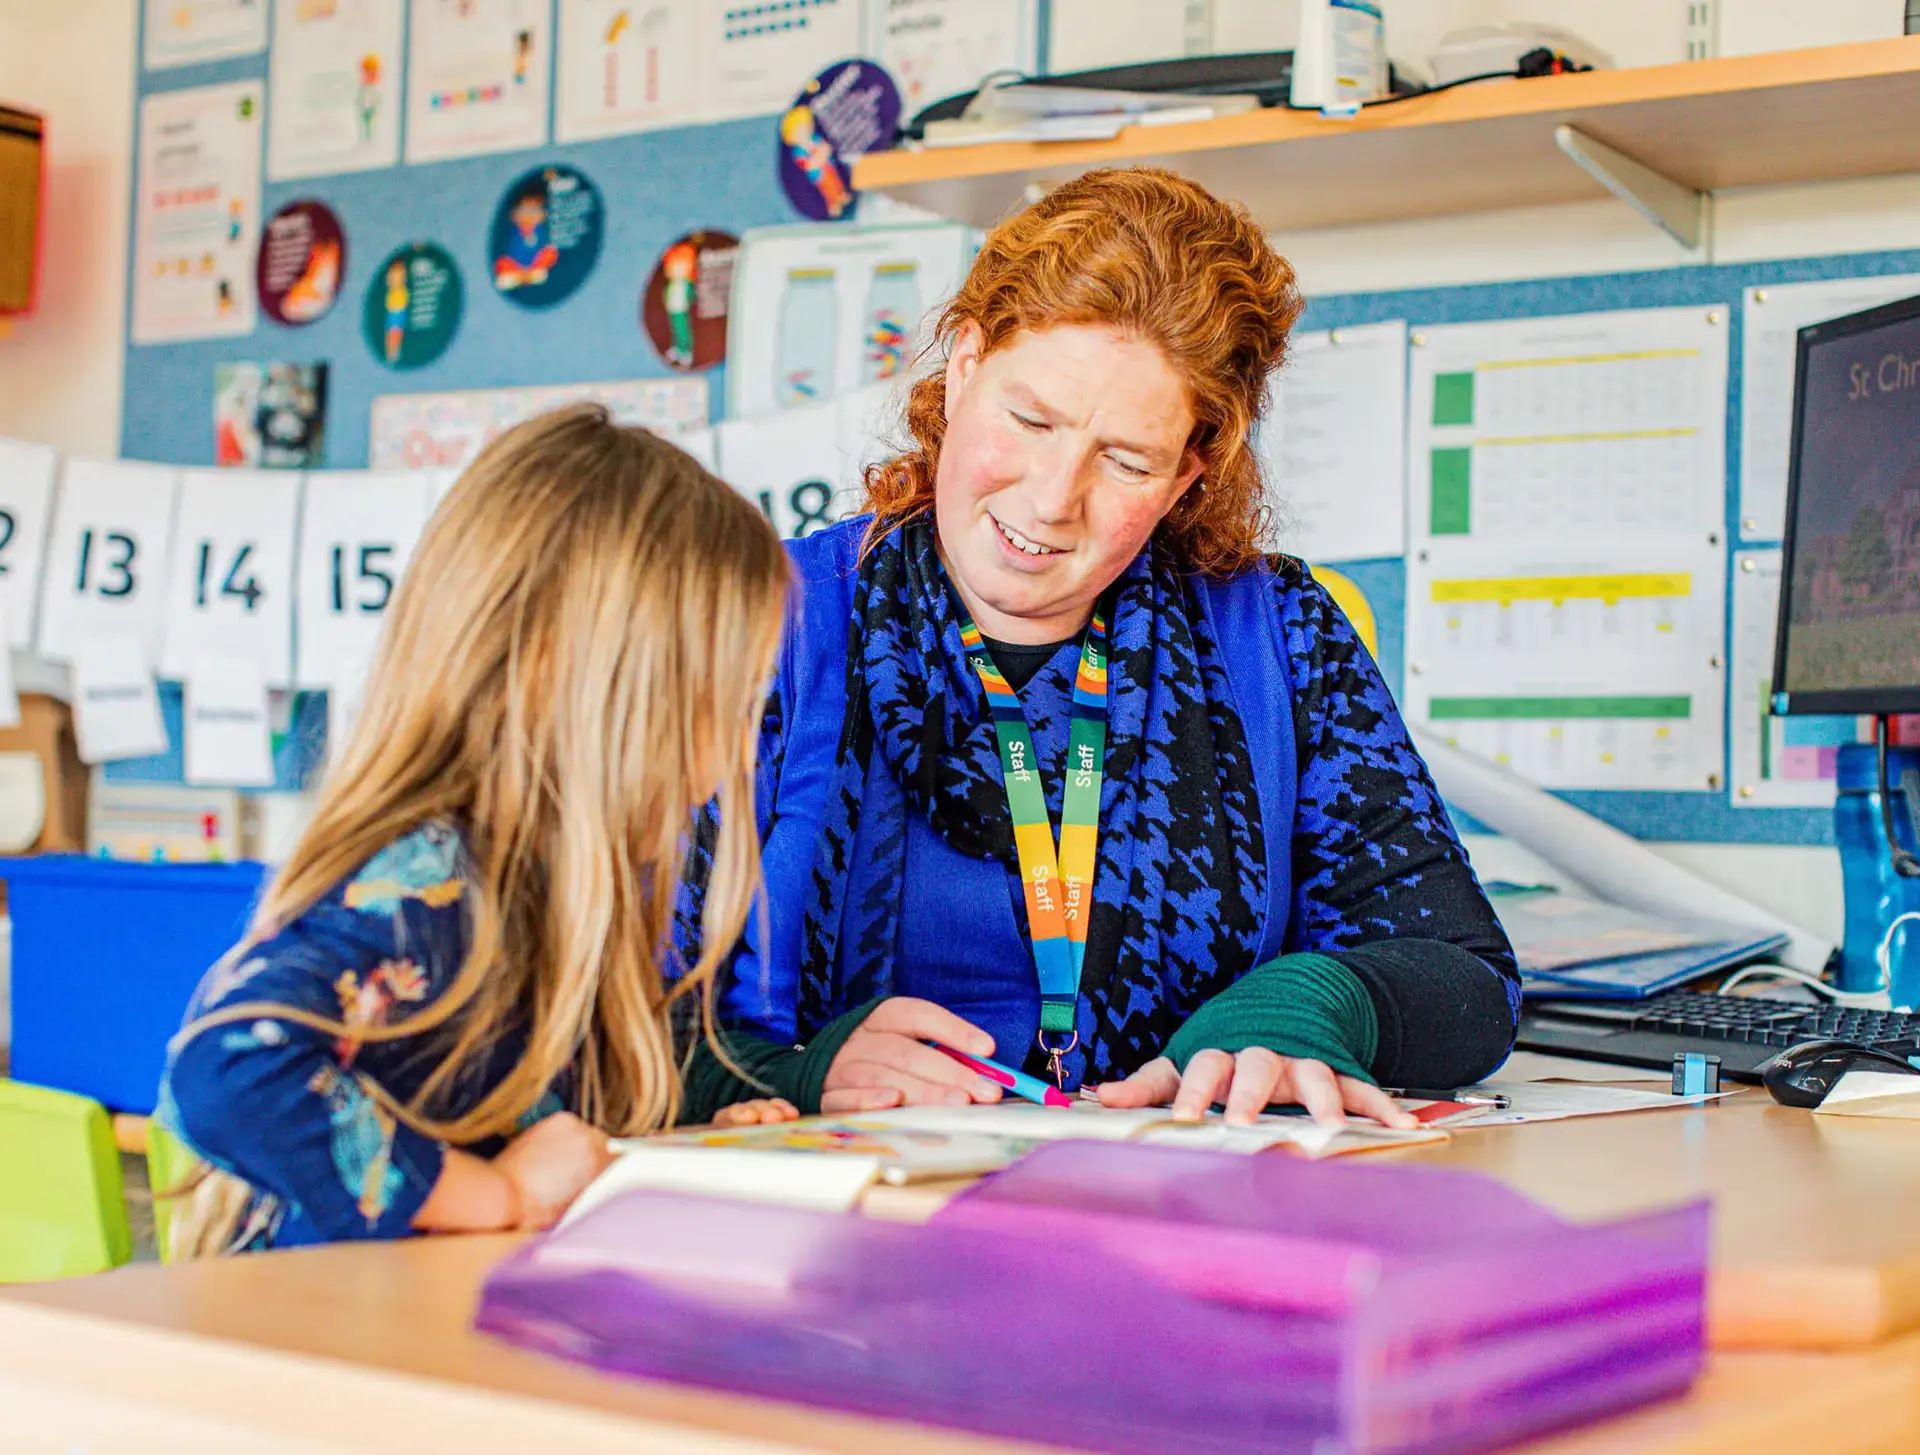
[160,406,795,1254]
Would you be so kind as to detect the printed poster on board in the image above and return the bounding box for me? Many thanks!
[257,200,346,326]
[267,0,405,180]
[367,378,711,471]
[132,81,263,344]
[406,0,553,163]
[706,0,863,122]
[214,362,329,468]
[143,0,268,70]
[872,0,1037,119]
[556,0,703,141]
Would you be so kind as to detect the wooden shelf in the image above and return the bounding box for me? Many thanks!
[854,38,1920,238]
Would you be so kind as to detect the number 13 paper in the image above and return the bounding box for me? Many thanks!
[38,459,183,665]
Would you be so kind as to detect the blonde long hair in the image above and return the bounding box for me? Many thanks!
[168,405,789,1252]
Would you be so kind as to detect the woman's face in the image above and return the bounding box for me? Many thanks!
[934,322,1202,644]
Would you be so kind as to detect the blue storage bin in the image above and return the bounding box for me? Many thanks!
[4,857,266,1114]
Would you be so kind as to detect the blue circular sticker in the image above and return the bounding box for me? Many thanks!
[777,60,902,222]
[489,164,604,309]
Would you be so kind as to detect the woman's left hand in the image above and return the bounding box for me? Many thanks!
[1093,1048,1419,1129]
[708,1098,800,1129]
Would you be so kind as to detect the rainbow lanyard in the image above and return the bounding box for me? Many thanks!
[957,606,1109,1086]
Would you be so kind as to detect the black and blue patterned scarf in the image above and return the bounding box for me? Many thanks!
[798,519,1268,1084]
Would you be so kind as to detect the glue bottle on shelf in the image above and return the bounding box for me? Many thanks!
[1291,0,1388,112]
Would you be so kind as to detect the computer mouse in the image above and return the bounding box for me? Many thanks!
[1757,1039,1920,1109]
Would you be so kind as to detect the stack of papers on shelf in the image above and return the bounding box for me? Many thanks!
[920,81,1259,147]
[1493,884,1789,1000]
[564,1103,1444,1225]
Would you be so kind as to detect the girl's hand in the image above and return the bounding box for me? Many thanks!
[1093,1049,1418,1130]
[820,997,1004,1113]
[709,1097,801,1128]
[492,1111,618,1230]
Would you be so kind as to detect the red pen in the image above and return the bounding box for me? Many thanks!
[932,1042,1074,1108]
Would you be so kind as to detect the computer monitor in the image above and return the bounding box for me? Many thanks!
[1773,291,1920,717]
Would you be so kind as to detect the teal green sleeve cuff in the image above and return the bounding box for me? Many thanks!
[677,999,883,1124]
[1164,953,1377,1084]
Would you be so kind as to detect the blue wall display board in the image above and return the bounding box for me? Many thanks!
[117,5,1920,846]
[122,2,817,469]
[1302,245,1920,848]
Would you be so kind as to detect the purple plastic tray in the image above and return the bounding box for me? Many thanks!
[477,1142,1708,1455]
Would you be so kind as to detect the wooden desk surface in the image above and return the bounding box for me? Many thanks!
[4,1231,1919,1455]
[860,1091,1920,1350]
[9,1091,1920,1454]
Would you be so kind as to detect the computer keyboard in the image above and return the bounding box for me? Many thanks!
[1517,989,1920,1082]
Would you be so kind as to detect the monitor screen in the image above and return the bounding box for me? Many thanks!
[1775,294,1920,716]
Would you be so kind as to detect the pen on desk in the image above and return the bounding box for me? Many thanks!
[931,1043,1075,1108]
[1390,1088,1512,1109]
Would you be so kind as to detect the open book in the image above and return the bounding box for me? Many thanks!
[562,1103,1445,1228]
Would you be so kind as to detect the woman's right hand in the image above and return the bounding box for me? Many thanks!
[492,1111,617,1230]
[820,997,1004,1113]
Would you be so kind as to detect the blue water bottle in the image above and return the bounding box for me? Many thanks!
[1833,740,1920,1005]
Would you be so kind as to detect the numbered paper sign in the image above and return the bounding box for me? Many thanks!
[294,470,436,688]
[38,459,183,665]
[160,470,302,685]
[715,403,846,541]
[0,437,60,650]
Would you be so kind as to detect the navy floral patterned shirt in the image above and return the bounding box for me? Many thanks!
[158,822,562,1250]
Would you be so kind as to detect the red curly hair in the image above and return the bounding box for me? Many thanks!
[863,166,1303,576]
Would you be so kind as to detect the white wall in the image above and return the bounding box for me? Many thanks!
[0,0,137,460]
[1050,0,1918,940]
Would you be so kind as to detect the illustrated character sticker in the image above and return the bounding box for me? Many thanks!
[660,241,696,366]
[258,199,347,327]
[775,61,903,223]
[780,104,851,219]
[281,238,340,323]
[382,258,409,364]
[643,228,737,372]
[490,165,603,309]
[494,183,559,291]
[357,53,383,142]
[513,28,533,85]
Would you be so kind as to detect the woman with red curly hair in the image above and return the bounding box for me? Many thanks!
[679,167,1518,1128]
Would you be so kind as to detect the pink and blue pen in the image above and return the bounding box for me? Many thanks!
[932,1042,1074,1108]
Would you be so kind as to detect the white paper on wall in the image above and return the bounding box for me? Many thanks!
[184,651,276,787]
[144,0,268,70]
[1407,306,1729,549]
[1259,320,1407,564]
[267,0,407,179]
[160,469,302,686]
[0,438,61,651]
[294,471,438,689]
[405,0,554,163]
[1405,537,1728,793]
[557,0,705,141]
[71,633,170,765]
[704,0,864,123]
[727,221,971,419]
[1738,274,1920,541]
[38,460,183,666]
[132,82,263,343]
